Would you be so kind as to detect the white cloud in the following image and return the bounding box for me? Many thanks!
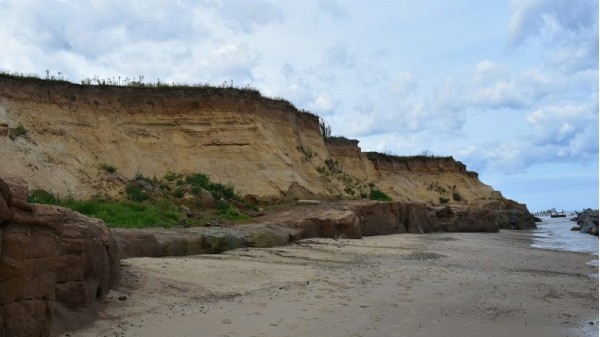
[508,0,598,46]
[209,0,284,33]
[508,0,598,73]
[317,0,348,19]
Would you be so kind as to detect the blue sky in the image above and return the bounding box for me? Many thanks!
[0,0,597,212]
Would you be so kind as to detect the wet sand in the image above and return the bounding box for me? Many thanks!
[61,230,598,337]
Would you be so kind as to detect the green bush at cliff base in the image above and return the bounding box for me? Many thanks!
[28,190,181,228]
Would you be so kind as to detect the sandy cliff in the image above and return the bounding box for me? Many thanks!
[0,75,501,205]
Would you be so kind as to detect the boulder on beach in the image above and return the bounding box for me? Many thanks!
[571,209,599,237]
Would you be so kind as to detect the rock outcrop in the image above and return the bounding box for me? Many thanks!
[111,200,536,259]
[0,176,120,337]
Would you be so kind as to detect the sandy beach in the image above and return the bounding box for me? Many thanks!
[61,230,598,337]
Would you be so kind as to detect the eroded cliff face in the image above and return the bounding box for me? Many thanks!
[325,138,499,204]
[0,76,502,205]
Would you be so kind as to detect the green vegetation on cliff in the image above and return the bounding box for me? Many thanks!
[28,170,258,228]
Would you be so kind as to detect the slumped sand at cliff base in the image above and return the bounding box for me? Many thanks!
[64,231,598,337]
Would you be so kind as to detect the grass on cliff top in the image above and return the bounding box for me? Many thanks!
[365,151,467,170]
[0,70,319,119]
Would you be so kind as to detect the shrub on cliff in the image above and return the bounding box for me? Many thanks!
[369,188,392,201]
[452,191,462,201]
[125,183,150,202]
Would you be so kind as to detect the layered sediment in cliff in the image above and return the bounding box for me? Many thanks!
[1,75,504,207]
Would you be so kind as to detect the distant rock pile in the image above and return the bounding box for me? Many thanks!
[570,209,599,236]
[0,175,120,337]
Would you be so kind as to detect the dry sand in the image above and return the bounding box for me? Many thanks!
[61,230,598,337]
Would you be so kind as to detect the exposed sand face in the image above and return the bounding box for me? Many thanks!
[61,231,598,337]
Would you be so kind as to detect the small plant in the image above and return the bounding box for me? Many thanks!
[210,182,237,200]
[344,186,355,196]
[452,191,462,201]
[173,188,184,198]
[125,183,149,202]
[297,145,316,160]
[133,172,153,184]
[163,171,182,182]
[185,172,211,193]
[28,189,61,204]
[439,197,450,204]
[99,163,117,173]
[9,123,28,140]
[319,118,332,139]
[369,188,392,201]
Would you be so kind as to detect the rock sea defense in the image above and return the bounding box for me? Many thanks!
[571,209,599,236]
[0,175,120,337]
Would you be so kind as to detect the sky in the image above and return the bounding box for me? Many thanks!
[0,0,598,212]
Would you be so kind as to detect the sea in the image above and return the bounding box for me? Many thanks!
[532,215,599,253]
[531,215,599,336]
[531,215,599,277]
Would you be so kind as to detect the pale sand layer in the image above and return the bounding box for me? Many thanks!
[61,231,598,337]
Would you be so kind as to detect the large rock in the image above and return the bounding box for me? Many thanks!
[572,209,599,236]
[433,205,498,233]
[0,175,120,337]
[348,201,436,235]
[472,199,537,230]
[111,223,292,259]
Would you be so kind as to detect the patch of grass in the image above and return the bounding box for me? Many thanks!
[28,169,259,228]
[439,197,450,204]
[29,189,61,204]
[64,199,182,228]
[28,190,182,228]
